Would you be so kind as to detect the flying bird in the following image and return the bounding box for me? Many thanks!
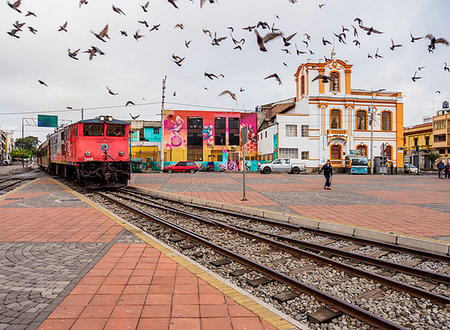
[281,48,290,54]
[319,3,326,8]
[185,40,191,48]
[129,113,140,120]
[126,101,135,106]
[425,34,448,52]
[173,91,176,96]
[200,0,216,8]
[417,66,425,71]
[106,86,118,95]
[322,37,331,46]
[211,32,227,46]
[38,80,47,87]
[334,32,347,44]
[411,71,422,82]
[218,90,237,101]
[242,25,256,32]
[6,29,20,38]
[390,39,402,51]
[230,34,245,45]
[58,22,68,32]
[304,33,311,41]
[112,5,125,15]
[172,54,185,66]
[7,0,21,13]
[312,75,331,83]
[134,29,144,40]
[354,18,363,25]
[141,1,149,12]
[282,32,296,46]
[79,0,88,8]
[444,63,449,72]
[91,25,110,42]
[204,72,218,80]
[410,33,422,43]
[150,24,161,31]
[353,39,360,47]
[175,24,184,29]
[68,48,80,60]
[264,73,282,85]
[138,20,149,28]
[28,26,37,34]
[351,25,358,37]
[436,91,441,94]
[13,21,25,30]
[25,11,36,17]
[257,21,270,30]
[240,87,245,92]
[120,31,128,36]
[167,0,179,9]
[375,48,383,58]
[359,25,383,35]
[295,43,306,55]
[234,45,242,50]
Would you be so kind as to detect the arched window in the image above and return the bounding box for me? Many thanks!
[384,145,392,159]
[382,111,392,131]
[330,109,341,129]
[301,75,305,95]
[356,110,367,130]
[330,144,342,160]
[357,144,368,157]
[330,72,339,92]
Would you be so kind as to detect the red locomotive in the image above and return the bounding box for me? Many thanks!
[37,115,130,188]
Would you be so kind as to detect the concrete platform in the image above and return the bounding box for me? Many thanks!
[0,177,301,330]
[130,172,450,247]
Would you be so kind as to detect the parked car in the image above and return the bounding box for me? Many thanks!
[404,163,420,175]
[258,158,306,174]
[164,161,198,174]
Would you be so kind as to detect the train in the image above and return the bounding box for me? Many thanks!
[37,116,131,189]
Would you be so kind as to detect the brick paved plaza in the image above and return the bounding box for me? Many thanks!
[131,172,450,241]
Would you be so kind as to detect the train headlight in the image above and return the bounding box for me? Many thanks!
[107,116,113,122]
[99,116,105,122]
[85,151,91,156]
[119,151,124,156]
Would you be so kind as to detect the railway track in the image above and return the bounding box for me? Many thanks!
[82,186,449,329]
[0,177,31,195]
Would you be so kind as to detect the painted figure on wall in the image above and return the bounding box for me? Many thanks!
[166,115,185,149]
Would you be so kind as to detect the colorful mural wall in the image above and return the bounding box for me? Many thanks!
[163,110,258,171]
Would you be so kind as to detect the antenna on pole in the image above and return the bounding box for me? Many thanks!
[160,76,167,172]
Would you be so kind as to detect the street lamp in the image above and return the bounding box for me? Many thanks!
[369,89,385,174]
[66,107,84,120]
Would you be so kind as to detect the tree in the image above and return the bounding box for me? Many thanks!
[424,152,440,170]
[14,136,40,157]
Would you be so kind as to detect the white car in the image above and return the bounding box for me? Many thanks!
[404,163,420,174]
[258,158,306,174]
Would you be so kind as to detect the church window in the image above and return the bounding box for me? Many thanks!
[330,109,341,129]
[330,72,339,92]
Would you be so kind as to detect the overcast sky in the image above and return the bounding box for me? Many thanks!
[0,0,449,143]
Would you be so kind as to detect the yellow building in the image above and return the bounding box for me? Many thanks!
[404,121,433,169]
[433,104,450,163]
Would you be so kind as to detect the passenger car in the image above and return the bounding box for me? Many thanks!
[165,161,198,173]
[404,163,420,175]
[258,158,306,174]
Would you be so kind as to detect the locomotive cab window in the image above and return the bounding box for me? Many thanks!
[107,124,125,137]
[83,124,104,136]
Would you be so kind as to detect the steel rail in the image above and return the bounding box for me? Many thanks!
[0,178,29,191]
[123,186,450,263]
[99,191,406,330]
[114,190,450,305]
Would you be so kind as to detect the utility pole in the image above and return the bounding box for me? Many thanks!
[369,89,385,174]
[241,127,248,201]
[160,76,167,172]
[21,118,24,168]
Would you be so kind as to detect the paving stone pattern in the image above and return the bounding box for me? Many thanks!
[0,229,138,329]
[1,191,87,208]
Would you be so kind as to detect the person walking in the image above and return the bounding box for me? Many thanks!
[445,161,450,179]
[437,159,445,179]
[319,159,333,190]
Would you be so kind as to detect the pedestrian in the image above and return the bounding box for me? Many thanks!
[437,159,445,179]
[319,159,333,190]
[445,161,450,179]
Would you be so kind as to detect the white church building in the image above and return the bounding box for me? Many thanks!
[257,58,404,171]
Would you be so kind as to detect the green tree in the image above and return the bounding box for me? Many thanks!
[424,152,440,170]
[14,136,40,157]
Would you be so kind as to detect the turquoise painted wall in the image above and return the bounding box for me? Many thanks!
[144,127,161,142]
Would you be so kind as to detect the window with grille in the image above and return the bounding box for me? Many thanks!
[330,145,341,159]
[301,125,309,137]
[286,125,297,137]
[187,117,203,129]
[381,112,392,131]
[330,110,341,129]
[330,72,339,91]
[301,151,309,160]
[153,128,160,135]
[356,110,367,130]
[215,117,226,145]
[187,147,203,161]
[279,148,298,159]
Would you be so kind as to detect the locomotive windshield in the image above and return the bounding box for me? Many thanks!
[106,124,125,137]
[83,123,104,136]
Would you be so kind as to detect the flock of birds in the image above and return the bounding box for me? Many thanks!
[5,0,449,120]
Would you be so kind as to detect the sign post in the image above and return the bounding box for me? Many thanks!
[241,127,248,201]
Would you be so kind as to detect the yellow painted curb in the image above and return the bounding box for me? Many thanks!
[50,179,297,330]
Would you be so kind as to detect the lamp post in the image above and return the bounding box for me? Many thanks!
[369,89,385,174]
[66,107,84,120]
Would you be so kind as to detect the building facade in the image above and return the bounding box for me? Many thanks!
[257,58,404,171]
[433,102,450,163]
[129,120,161,162]
[163,110,258,171]
[0,130,6,162]
[403,119,433,169]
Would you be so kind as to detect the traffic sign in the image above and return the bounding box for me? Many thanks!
[38,115,58,127]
